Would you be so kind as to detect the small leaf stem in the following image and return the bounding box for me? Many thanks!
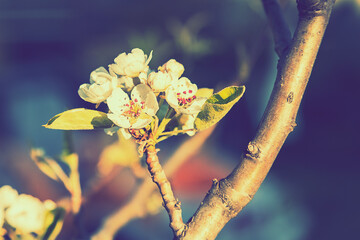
[159,129,195,136]
[145,138,185,238]
[155,107,175,139]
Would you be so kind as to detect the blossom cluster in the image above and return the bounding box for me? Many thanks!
[78,48,207,134]
[0,185,56,236]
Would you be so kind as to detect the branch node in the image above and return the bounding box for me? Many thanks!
[175,200,182,209]
[287,91,294,103]
[246,142,261,160]
[289,121,297,132]
[297,0,336,17]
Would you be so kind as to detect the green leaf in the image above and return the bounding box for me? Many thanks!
[41,207,66,240]
[194,86,245,131]
[44,108,113,130]
[196,88,214,98]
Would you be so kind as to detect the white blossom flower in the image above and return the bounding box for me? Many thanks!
[107,84,159,129]
[109,48,152,78]
[147,71,173,92]
[0,185,18,209]
[158,59,184,80]
[166,77,207,114]
[5,194,46,233]
[78,67,118,104]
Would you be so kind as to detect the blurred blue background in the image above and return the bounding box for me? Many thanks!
[0,0,359,239]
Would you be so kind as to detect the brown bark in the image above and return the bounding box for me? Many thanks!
[146,141,185,237]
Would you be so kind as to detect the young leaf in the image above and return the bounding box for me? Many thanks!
[41,207,66,240]
[196,88,214,98]
[194,86,245,131]
[44,108,113,130]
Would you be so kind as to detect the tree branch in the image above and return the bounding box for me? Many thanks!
[145,140,185,237]
[179,0,336,239]
[262,0,292,56]
[91,127,215,240]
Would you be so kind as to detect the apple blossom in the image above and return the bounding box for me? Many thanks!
[147,71,173,92]
[107,84,159,129]
[78,67,117,104]
[158,59,184,80]
[109,48,152,78]
[165,77,207,114]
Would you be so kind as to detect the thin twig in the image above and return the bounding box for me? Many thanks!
[145,140,185,237]
[91,126,216,240]
[179,0,336,239]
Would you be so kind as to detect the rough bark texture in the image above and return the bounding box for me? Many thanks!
[178,0,336,239]
[146,143,185,237]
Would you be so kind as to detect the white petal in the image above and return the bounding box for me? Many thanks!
[118,76,135,90]
[107,113,131,128]
[165,85,180,109]
[131,84,159,116]
[148,71,172,92]
[78,83,108,103]
[130,117,152,129]
[109,63,123,76]
[178,97,207,115]
[107,88,130,115]
[145,50,153,65]
[124,61,145,78]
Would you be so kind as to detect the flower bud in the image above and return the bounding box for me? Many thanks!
[159,59,184,80]
[110,48,152,78]
[78,67,115,104]
[147,71,172,92]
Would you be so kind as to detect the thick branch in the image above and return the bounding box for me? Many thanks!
[145,142,185,237]
[262,0,292,56]
[179,0,336,239]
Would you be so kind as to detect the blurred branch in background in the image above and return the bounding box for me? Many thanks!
[262,0,292,56]
[30,135,82,215]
